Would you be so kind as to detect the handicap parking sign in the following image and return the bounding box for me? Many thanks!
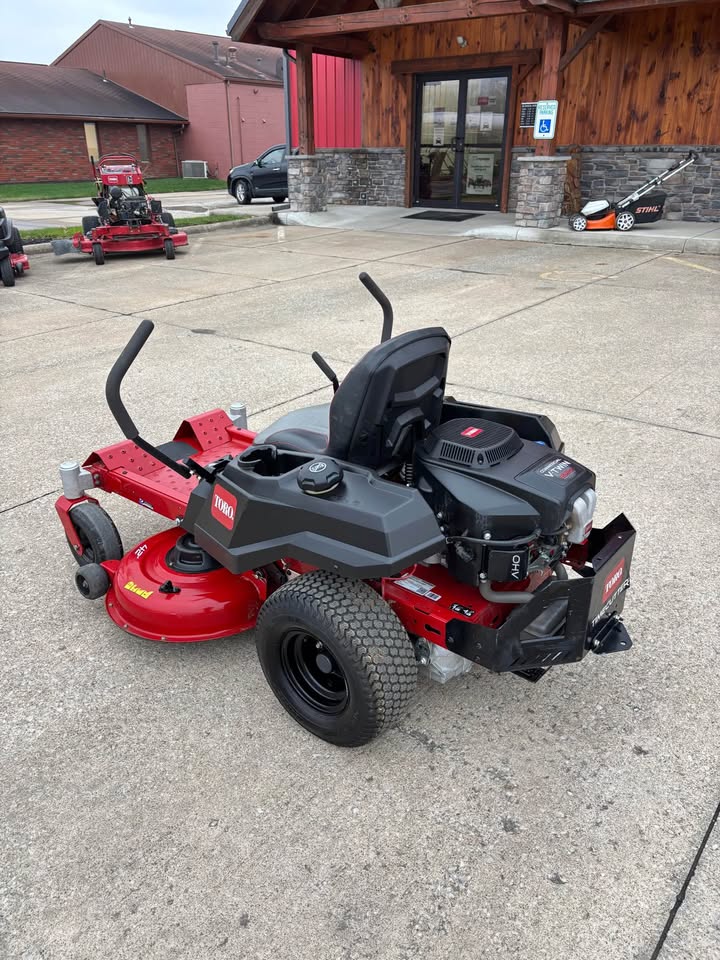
[533,100,558,140]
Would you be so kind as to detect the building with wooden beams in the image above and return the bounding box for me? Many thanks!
[228,0,720,225]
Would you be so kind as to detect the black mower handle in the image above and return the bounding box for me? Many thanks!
[106,319,154,440]
[359,272,393,343]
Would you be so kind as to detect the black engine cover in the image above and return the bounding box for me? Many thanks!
[416,418,595,541]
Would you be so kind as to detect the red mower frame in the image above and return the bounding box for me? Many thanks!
[72,154,188,263]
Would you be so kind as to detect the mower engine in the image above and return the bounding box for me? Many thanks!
[416,419,595,590]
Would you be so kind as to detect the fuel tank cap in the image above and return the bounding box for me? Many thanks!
[297,459,344,495]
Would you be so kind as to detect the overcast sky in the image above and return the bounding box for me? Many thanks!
[2,1,238,64]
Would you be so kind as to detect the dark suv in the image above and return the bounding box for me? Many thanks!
[227,144,291,204]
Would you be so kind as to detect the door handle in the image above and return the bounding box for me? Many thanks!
[272,167,281,171]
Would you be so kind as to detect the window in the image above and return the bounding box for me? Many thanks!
[260,147,284,167]
[84,122,99,162]
[136,124,151,162]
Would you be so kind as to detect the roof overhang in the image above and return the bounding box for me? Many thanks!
[0,113,186,124]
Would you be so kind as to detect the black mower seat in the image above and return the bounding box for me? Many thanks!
[260,327,450,469]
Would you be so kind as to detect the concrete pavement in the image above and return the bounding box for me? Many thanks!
[1,226,719,960]
[1,190,274,230]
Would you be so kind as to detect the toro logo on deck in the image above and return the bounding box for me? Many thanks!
[211,487,237,530]
[461,426,484,438]
[603,559,625,601]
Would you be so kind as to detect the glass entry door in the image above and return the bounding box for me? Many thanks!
[414,71,510,210]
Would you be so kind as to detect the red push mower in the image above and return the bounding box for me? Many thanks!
[59,155,188,263]
[56,274,636,747]
[0,207,30,286]
[569,151,698,233]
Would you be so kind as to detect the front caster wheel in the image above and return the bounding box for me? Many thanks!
[163,238,176,260]
[92,242,105,265]
[66,501,123,566]
[569,213,587,232]
[75,563,110,600]
[256,571,417,747]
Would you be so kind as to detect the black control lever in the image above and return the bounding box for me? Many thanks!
[359,272,393,342]
[105,319,196,481]
[312,351,339,393]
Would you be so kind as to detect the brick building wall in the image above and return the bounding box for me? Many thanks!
[97,122,178,177]
[0,119,179,183]
[0,119,89,183]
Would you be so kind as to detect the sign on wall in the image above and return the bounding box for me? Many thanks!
[465,153,494,195]
[519,102,537,128]
[533,100,558,140]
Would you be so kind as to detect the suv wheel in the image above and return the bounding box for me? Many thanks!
[234,180,251,205]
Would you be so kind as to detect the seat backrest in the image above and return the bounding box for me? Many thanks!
[326,327,450,469]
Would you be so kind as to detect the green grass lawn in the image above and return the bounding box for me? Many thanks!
[1,178,227,202]
[21,213,251,243]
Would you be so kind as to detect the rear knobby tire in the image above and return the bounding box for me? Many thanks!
[66,501,123,566]
[0,257,15,287]
[164,238,175,260]
[92,242,105,265]
[9,227,24,254]
[161,212,176,227]
[256,571,417,747]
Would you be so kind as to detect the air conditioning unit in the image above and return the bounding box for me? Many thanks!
[181,160,209,178]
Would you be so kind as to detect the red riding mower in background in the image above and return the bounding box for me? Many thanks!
[0,207,30,286]
[70,155,188,263]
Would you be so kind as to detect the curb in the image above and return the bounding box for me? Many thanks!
[275,209,720,256]
[23,215,274,257]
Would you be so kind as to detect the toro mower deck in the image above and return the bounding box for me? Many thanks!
[57,273,636,747]
[70,154,188,263]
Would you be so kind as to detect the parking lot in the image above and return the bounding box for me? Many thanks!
[2,224,719,960]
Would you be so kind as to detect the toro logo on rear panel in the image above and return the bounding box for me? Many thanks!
[603,559,625,601]
[211,486,237,529]
[461,426,484,438]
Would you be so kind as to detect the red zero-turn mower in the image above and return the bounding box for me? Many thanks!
[0,207,30,286]
[569,151,698,232]
[56,274,636,746]
[69,155,188,263]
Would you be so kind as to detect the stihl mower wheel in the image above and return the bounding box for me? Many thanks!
[569,214,587,232]
[92,243,105,265]
[1,258,15,287]
[67,501,123,566]
[163,238,175,260]
[74,563,110,600]
[256,571,417,747]
[616,211,635,231]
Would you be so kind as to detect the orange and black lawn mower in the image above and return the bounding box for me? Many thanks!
[569,151,698,233]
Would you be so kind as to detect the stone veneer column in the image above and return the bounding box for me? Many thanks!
[514,155,571,228]
[288,154,327,213]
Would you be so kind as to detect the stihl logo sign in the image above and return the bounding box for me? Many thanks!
[635,205,661,214]
[603,560,625,601]
[211,487,237,529]
[461,426,484,438]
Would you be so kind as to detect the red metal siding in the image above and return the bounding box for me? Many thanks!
[289,53,361,149]
[55,23,212,117]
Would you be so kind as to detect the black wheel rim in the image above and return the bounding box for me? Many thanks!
[76,574,91,597]
[280,630,349,714]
